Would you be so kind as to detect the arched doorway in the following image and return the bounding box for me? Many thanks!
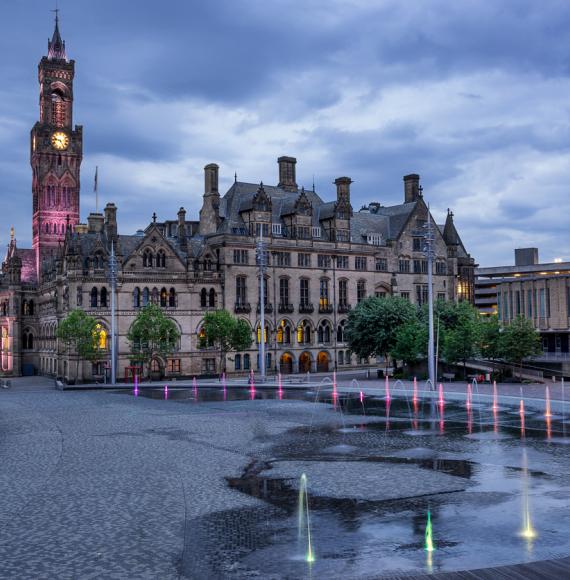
[280,352,293,375]
[150,358,165,380]
[317,351,330,373]
[299,351,311,374]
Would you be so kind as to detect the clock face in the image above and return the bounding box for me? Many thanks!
[51,131,69,150]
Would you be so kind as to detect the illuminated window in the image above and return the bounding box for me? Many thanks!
[256,324,269,344]
[94,324,107,350]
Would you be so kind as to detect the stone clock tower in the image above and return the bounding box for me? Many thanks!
[31,13,82,279]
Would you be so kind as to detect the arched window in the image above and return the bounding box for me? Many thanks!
[94,324,107,350]
[244,354,251,370]
[157,250,166,268]
[256,323,269,344]
[143,249,153,268]
[94,253,105,270]
[338,351,344,365]
[337,320,346,343]
[204,258,213,271]
[160,288,168,307]
[28,300,34,315]
[235,354,242,370]
[151,288,159,304]
[133,288,141,308]
[169,288,176,308]
[277,320,292,344]
[200,288,207,308]
[209,288,216,308]
[90,287,98,308]
[297,320,311,344]
[23,330,34,350]
[100,287,108,308]
[22,300,28,315]
[45,223,50,234]
[142,288,150,307]
[51,88,68,127]
[318,321,331,344]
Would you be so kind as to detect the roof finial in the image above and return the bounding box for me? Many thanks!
[10,225,15,241]
[234,172,237,183]
[312,175,315,192]
[152,212,157,223]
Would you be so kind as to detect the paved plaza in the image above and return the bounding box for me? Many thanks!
[1,376,569,579]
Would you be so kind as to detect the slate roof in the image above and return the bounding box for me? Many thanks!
[218,181,420,243]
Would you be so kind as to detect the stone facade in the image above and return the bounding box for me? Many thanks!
[0,19,476,381]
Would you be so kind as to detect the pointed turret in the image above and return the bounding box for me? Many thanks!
[443,209,460,246]
[47,10,67,61]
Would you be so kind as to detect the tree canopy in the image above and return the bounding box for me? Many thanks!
[345,296,416,362]
[200,310,252,374]
[127,304,180,379]
[57,309,105,381]
[499,316,542,379]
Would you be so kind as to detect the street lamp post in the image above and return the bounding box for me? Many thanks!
[109,241,117,385]
[256,229,268,383]
[423,203,436,391]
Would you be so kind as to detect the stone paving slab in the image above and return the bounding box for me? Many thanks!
[263,460,471,501]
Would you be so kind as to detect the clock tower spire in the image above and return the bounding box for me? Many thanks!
[31,11,83,280]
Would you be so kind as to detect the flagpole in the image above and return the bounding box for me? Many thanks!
[94,166,99,213]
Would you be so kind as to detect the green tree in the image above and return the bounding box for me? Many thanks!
[479,315,502,378]
[127,304,181,379]
[200,310,252,374]
[345,296,416,372]
[57,309,105,382]
[499,316,542,380]
[390,319,428,369]
[440,301,481,378]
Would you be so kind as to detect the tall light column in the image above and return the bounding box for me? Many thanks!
[109,241,117,385]
[256,229,268,383]
[423,204,436,391]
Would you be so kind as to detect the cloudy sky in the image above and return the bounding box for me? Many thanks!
[1,0,569,266]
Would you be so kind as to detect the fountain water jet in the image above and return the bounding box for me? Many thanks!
[298,473,315,564]
[134,374,139,397]
[492,380,499,412]
[425,509,435,553]
[545,385,552,419]
[520,399,526,437]
[164,385,168,399]
[466,383,472,410]
[250,371,256,400]
[192,376,198,399]
[385,375,391,402]
[519,449,537,544]
[278,373,283,400]
[438,383,445,408]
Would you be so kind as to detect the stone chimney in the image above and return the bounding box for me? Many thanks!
[334,177,352,205]
[204,163,219,194]
[177,207,187,249]
[87,213,104,233]
[199,164,221,236]
[403,174,421,203]
[104,203,117,239]
[278,156,298,192]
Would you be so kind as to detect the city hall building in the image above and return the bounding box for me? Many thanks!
[0,18,476,381]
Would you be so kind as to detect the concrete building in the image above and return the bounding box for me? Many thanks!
[0,17,476,381]
[475,248,570,375]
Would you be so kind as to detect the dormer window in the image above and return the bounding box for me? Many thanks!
[367,233,383,246]
[143,249,153,268]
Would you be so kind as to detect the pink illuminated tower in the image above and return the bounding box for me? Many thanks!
[30,11,82,279]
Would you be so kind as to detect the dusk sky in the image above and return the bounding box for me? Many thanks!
[1,0,570,266]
